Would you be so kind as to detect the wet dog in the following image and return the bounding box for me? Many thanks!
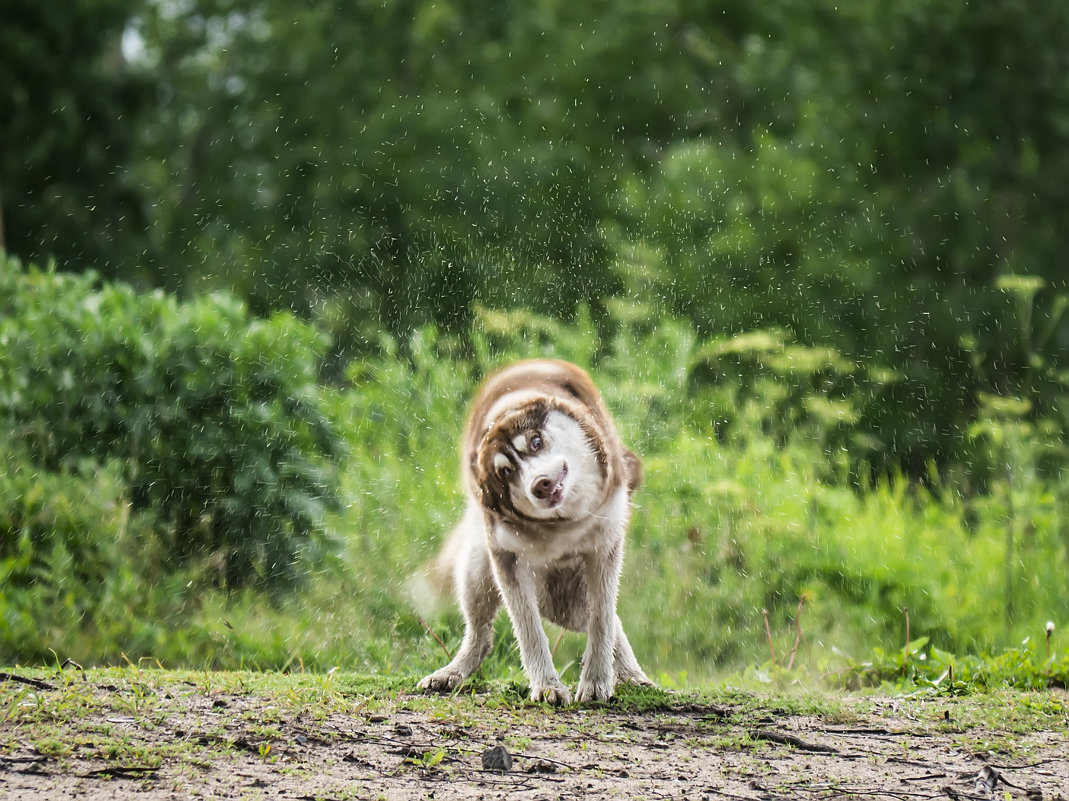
[418,359,652,704]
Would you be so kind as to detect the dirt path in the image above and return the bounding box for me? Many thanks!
[1,670,1066,800]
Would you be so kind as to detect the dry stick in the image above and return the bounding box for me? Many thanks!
[787,785,957,801]
[418,617,454,661]
[552,628,566,658]
[60,658,86,681]
[786,595,807,671]
[901,773,949,783]
[762,608,776,667]
[903,606,911,656]
[749,729,838,754]
[0,672,56,691]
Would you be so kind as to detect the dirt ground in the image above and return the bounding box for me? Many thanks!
[1,671,1067,800]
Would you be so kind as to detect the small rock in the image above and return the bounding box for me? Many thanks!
[481,744,513,772]
[974,765,1000,795]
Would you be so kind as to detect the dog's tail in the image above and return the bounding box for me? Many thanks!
[404,525,461,619]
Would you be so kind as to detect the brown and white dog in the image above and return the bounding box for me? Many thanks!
[418,359,652,704]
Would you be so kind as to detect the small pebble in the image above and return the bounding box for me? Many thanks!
[481,744,513,772]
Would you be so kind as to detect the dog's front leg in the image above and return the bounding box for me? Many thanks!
[575,540,623,703]
[418,536,499,694]
[490,548,571,705]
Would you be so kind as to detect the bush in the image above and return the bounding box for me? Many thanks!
[0,257,344,592]
[0,445,167,663]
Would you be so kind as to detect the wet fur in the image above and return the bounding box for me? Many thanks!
[418,359,652,704]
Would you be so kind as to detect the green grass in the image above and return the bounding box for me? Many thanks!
[2,666,1065,764]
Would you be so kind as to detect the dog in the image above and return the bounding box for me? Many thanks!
[417,358,652,704]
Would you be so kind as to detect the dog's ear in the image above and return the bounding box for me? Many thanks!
[474,438,507,515]
[478,478,503,515]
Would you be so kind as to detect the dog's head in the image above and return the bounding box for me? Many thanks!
[472,398,607,523]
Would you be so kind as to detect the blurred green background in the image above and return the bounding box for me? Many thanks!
[1,0,1066,682]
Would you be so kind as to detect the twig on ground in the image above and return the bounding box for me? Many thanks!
[749,729,839,754]
[0,672,56,691]
[901,772,948,782]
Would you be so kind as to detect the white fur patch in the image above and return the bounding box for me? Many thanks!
[507,410,603,521]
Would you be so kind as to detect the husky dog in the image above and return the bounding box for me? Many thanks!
[418,359,652,704]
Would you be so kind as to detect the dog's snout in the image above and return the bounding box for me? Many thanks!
[531,463,568,504]
[532,476,556,500]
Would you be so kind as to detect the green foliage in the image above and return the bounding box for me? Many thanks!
[0,257,343,592]
[0,444,205,665]
[6,0,1069,484]
[606,130,1069,471]
[195,307,1065,680]
[0,449,127,656]
[133,0,708,329]
[1,269,1065,684]
[5,0,1069,688]
[834,629,1069,693]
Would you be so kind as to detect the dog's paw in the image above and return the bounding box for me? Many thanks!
[530,682,572,706]
[418,668,464,694]
[575,675,614,704]
[615,668,655,688]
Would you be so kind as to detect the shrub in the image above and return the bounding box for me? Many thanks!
[0,445,166,663]
[0,257,344,591]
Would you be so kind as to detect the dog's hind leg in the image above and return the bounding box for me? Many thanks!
[612,615,653,687]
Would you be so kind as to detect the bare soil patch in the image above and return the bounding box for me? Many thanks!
[1,670,1066,800]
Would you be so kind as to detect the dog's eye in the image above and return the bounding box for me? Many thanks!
[530,434,542,452]
[499,463,514,479]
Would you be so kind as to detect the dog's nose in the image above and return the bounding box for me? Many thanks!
[532,476,556,500]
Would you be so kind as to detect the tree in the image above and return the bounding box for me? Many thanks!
[132,0,759,344]
[605,0,1069,468]
[0,0,153,278]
